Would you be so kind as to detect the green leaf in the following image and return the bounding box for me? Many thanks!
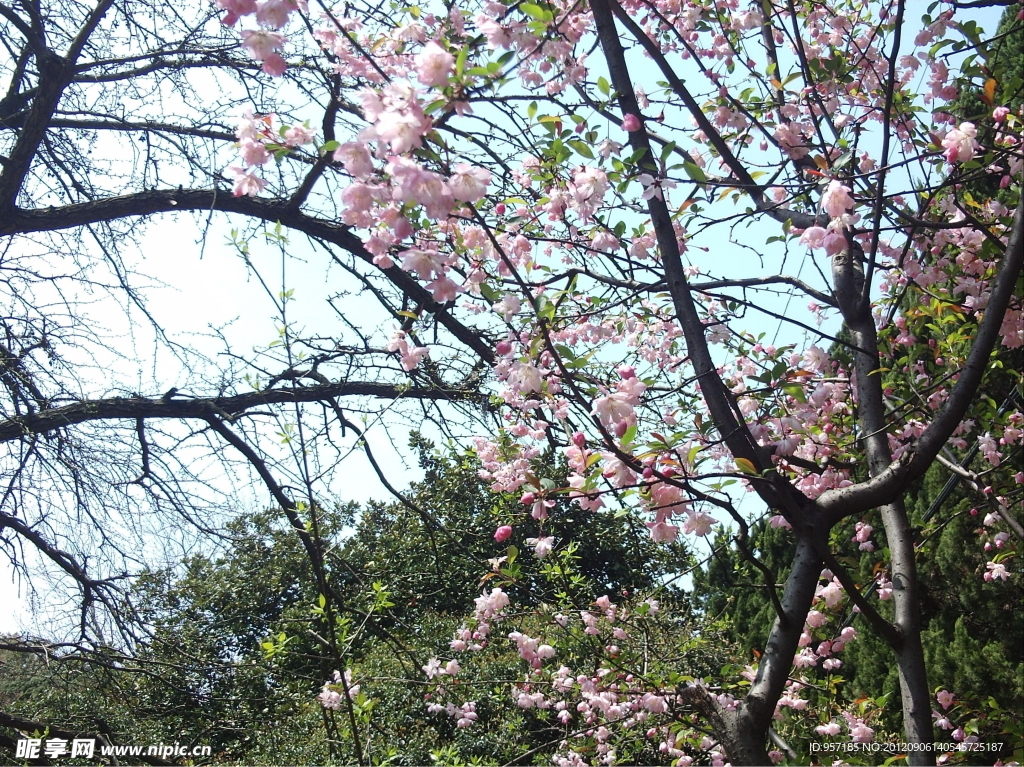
[660,141,677,164]
[621,423,637,445]
[735,457,758,475]
[520,2,553,21]
[568,139,595,159]
[682,161,707,183]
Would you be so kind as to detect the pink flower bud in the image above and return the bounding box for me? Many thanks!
[617,364,636,379]
[993,106,1010,122]
[393,216,413,240]
[520,492,536,505]
[642,467,654,479]
[495,203,507,215]
[615,420,629,437]
[496,340,512,356]
[572,431,587,448]
[494,525,513,542]
[621,113,642,132]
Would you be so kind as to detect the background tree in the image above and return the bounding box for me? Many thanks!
[2,441,720,765]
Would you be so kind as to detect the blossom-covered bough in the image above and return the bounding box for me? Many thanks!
[289,0,1018,760]
[1,0,1021,763]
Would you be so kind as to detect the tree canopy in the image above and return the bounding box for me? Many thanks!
[0,0,1021,764]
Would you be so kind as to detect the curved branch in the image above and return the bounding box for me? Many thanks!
[0,381,485,442]
[817,190,1024,523]
[0,189,496,363]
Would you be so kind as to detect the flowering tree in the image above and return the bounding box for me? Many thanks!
[1,0,1022,764]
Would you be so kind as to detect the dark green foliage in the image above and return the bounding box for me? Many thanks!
[341,434,688,621]
[0,437,699,765]
[691,461,1024,758]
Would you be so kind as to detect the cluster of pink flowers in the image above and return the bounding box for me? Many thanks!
[786,571,859,676]
[215,0,306,75]
[316,669,361,710]
[426,699,479,728]
[229,112,314,196]
[386,330,429,372]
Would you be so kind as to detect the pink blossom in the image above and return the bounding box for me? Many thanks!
[390,160,452,217]
[852,521,874,551]
[376,109,429,154]
[802,344,829,373]
[799,226,828,249]
[216,0,257,25]
[802,606,827,626]
[340,183,379,220]
[621,113,642,132]
[677,509,712,537]
[637,173,677,201]
[532,497,557,520]
[822,180,854,218]
[850,721,875,743]
[238,138,270,166]
[492,293,521,320]
[448,164,490,202]
[942,122,979,163]
[993,106,1010,122]
[814,721,841,736]
[508,361,543,394]
[877,574,893,600]
[593,392,635,428]
[256,0,299,29]
[494,525,513,542]
[400,248,444,280]
[984,561,1009,581]
[415,41,455,87]
[422,657,442,678]
[817,581,843,608]
[241,29,285,61]
[427,275,461,302]
[592,231,619,252]
[333,142,374,179]
[387,332,429,371]
[283,124,314,147]
[936,690,955,710]
[774,122,808,158]
[229,167,266,196]
[732,8,763,29]
[646,520,679,542]
[526,536,555,558]
[261,53,288,76]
